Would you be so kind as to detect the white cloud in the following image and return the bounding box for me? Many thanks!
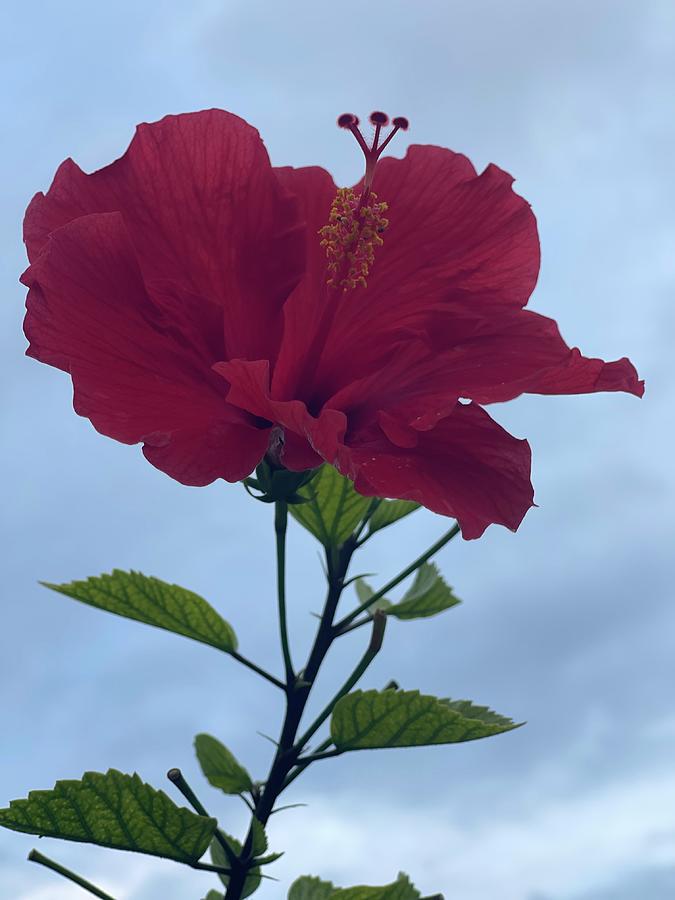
[262,766,675,899]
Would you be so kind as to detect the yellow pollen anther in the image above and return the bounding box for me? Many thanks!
[319,188,388,291]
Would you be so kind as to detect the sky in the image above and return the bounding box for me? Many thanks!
[1,0,673,898]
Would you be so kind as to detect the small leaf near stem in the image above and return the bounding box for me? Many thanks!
[275,500,295,684]
[167,768,237,866]
[28,850,116,900]
[194,734,254,795]
[335,523,461,631]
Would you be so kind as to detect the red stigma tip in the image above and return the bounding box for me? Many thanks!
[337,113,359,128]
[334,110,408,192]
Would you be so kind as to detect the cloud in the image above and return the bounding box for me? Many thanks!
[265,764,675,899]
[16,759,668,899]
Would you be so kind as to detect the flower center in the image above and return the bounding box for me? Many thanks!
[319,111,409,292]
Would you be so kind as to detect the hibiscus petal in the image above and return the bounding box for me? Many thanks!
[408,303,644,404]
[364,147,540,312]
[308,305,641,448]
[215,358,346,470]
[23,212,269,484]
[24,109,306,361]
[270,165,339,399]
[336,402,534,540]
[270,146,540,404]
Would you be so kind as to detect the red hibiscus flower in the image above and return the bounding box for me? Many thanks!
[21,109,643,539]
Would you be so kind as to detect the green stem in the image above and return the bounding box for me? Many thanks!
[191,861,233,875]
[291,747,344,766]
[275,500,294,684]
[279,736,334,792]
[167,768,237,866]
[229,650,285,690]
[335,614,371,635]
[308,736,334,755]
[352,497,381,545]
[282,614,386,792]
[224,538,358,900]
[28,850,116,900]
[335,523,461,630]
[295,611,387,753]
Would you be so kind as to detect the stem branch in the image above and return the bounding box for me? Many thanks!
[28,850,116,900]
[295,611,386,753]
[229,650,285,690]
[275,500,294,684]
[335,523,460,630]
[167,768,236,865]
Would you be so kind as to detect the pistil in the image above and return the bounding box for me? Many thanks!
[319,111,409,291]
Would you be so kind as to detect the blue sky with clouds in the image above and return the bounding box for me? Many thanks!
[1,1,673,897]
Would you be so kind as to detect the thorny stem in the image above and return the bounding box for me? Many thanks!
[28,850,116,900]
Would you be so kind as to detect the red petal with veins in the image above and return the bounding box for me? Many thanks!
[24,109,306,362]
[23,212,269,484]
[337,402,534,540]
[424,303,644,402]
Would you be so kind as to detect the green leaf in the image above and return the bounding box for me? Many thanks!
[211,831,261,897]
[367,500,421,535]
[355,564,460,621]
[333,872,420,899]
[42,570,237,653]
[388,563,461,620]
[195,734,253,795]
[331,690,518,751]
[440,698,514,726]
[290,465,370,546]
[202,893,223,900]
[255,850,284,865]
[288,873,421,900]
[288,875,336,899]
[0,769,216,863]
[354,579,392,613]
